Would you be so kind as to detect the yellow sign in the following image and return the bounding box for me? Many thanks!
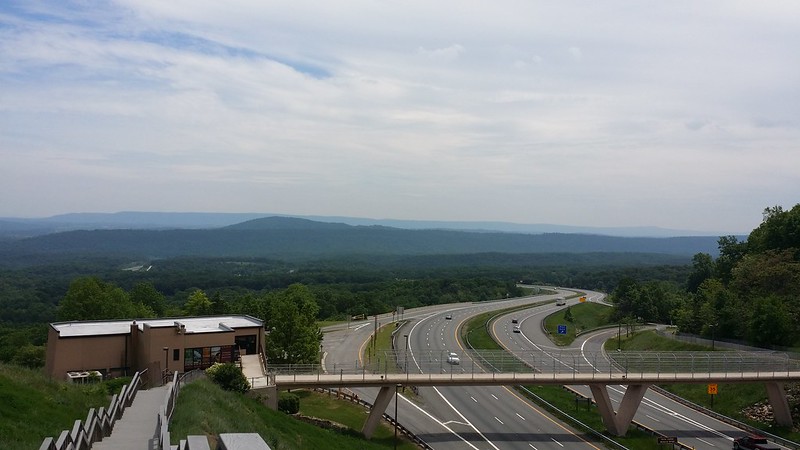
[579,296,586,303]
[707,384,718,395]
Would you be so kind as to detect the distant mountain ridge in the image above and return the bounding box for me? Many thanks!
[0,211,736,238]
[0,216,727,265]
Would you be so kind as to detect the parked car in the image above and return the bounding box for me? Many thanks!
[733,435,781,450]
[447,352,460,365]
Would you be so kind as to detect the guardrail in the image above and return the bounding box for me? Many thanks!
[313,387,433,449]
[39,369,147,450]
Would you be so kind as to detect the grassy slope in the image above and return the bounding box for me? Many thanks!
[543,302,613,346]
[170,379,408,449]
[0,363,110,450]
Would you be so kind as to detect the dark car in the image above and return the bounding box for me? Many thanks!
[445,314,452,320]
[733,435,781,450]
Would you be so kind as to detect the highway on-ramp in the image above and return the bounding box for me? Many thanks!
[491,290,785,450]
[322,290,606,449]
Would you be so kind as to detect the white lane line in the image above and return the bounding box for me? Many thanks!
[471,396,477,403]
[645,414,660,422]
[354,322,371,331]
[516,413,526,421]
[407,316,501,450]
[697,437,716,447]
[494,416,504,425]
[491,394,498,400]
[528,444,538,450]
[398,395,479,449]
[551,438,564,447]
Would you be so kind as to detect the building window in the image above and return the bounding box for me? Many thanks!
[173,349,180,361]
[184,345,234,371]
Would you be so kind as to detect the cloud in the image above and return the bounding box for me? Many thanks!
[417,44,465,62]
[0,0,798,232]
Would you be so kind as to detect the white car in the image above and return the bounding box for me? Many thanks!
[447,352,460,365]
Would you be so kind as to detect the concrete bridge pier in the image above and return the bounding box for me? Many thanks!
[590,383,650,436]
[362,385,394,439]
[765,382,793,427]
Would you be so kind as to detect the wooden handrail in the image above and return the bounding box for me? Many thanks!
[39,369,148,450]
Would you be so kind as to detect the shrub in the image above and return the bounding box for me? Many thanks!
[278,392,300,414]
[205,363,250,393]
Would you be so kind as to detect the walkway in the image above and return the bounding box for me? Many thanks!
[241,354,270,388]
[91,384,169,450]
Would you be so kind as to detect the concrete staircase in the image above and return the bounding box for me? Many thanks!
[91,384,170,450]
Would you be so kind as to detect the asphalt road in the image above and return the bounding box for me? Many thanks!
[322,290,605,449]
[492,290,781,450]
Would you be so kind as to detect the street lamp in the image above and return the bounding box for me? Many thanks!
[404,334,409,375]
[710,323,717,351]
[617,323,622,350]
[394,384,401,450]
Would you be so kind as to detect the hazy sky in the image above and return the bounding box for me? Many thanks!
[1,1,798,233]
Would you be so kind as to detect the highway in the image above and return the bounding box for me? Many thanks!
[322,291,605,449]
[491,290,778,449]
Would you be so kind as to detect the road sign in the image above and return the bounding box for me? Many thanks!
[657,436,677,444]
[579,296,586,302]
[557,325,567,335]
[708,384,718,395]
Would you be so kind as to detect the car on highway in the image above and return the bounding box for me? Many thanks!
[511,318,518,324]
[556,297,566,306]
[732,435,781,450]
[445,314,452,320]
[447,352,460,364]
[513,326,521,333]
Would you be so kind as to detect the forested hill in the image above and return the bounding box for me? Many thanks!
[0,216,724,263]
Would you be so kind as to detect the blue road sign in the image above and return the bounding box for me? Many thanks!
[557,325,567,335]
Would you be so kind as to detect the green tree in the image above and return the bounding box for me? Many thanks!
[265,284,322,365]
[184,289,213,316]
[12,344,45,368]
[686,253,714,293]
[715,235,747,284]
[748,295,794,347]
[129,282,166,316]
[58,277,153,321]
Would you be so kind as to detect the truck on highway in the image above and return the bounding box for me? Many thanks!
[732,435,781,450]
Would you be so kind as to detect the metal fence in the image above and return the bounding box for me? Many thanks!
[268,349,800,378]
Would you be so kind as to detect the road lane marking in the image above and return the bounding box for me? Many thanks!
[491,394,498,400]
[529,444,538,450]
[494,416,504,425]
[516,413,526,421]
[551,438,564,447]
[471,396,477,403]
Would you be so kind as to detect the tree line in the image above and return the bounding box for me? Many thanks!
[611,204,800,348]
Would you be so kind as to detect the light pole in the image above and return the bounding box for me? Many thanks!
[394,384,401,449]
[617,323,621,350]
[710,323,717,350]
[403,334,409,375]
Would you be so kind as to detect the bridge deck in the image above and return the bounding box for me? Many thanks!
[272,370,800,389]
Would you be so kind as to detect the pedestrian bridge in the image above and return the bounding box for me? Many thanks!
[249,350,800,437]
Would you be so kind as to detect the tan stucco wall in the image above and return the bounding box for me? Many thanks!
[45,320,264,380]
[45,330,128,380]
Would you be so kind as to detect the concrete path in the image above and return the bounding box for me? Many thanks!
[241,354,271,388]
[91,384,169,450]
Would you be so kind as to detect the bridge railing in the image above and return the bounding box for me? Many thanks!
[278,349,800,379]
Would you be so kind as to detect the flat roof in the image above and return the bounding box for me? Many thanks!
[51,315,263,338]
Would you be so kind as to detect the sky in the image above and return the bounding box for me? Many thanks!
[1,1,798,234]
